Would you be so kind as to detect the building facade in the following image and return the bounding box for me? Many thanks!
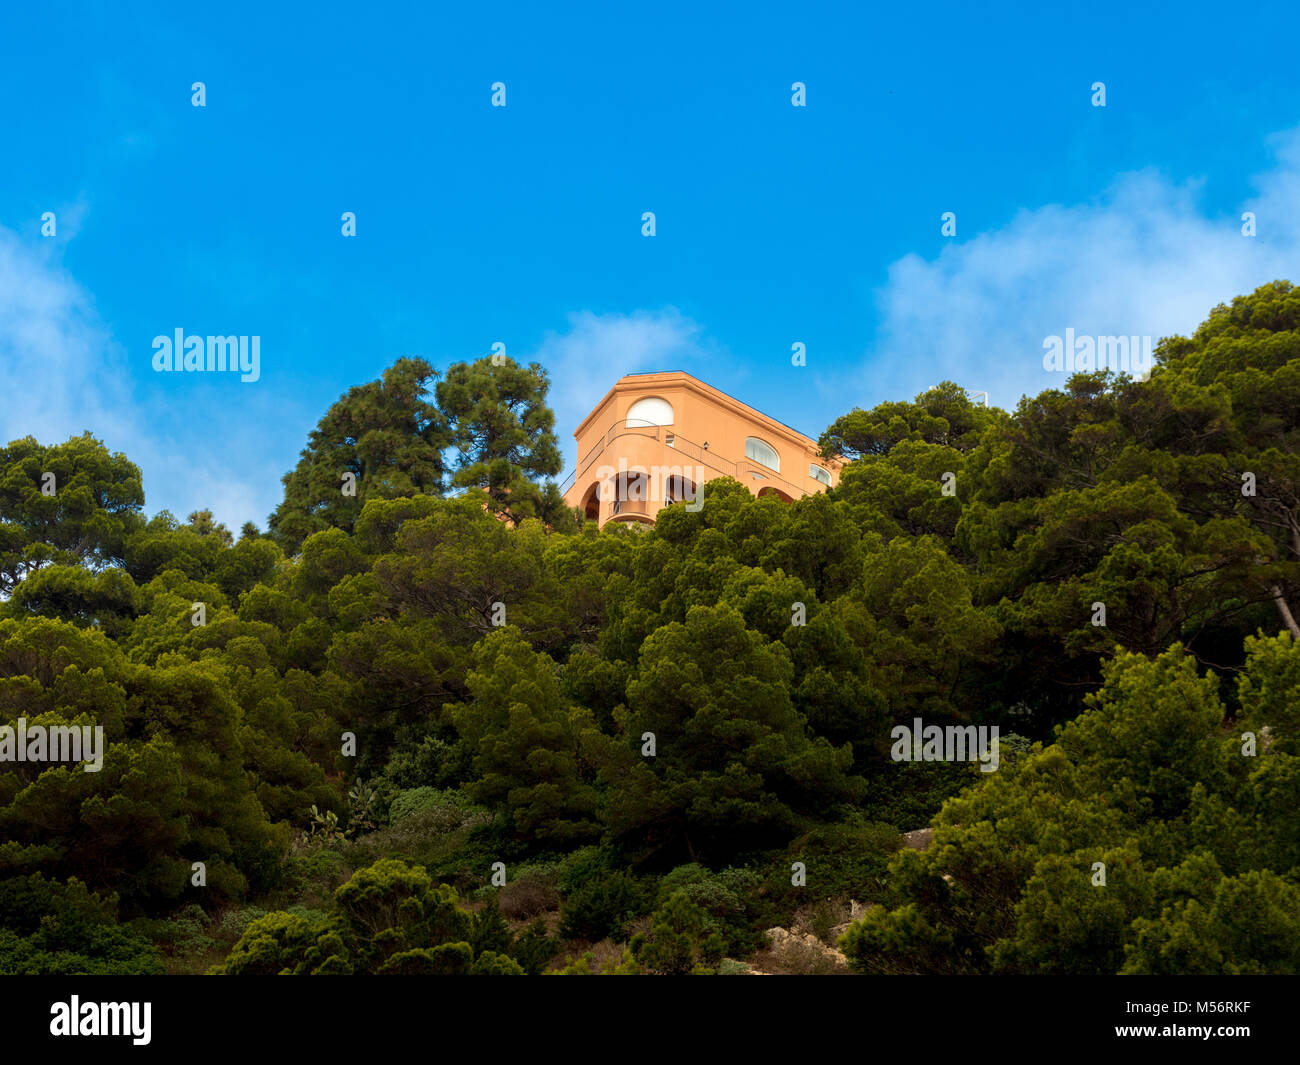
[560,371,842,527]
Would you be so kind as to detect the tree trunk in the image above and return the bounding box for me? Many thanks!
[1270,583,1300,639]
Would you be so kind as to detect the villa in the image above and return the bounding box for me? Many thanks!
[560,371,842,527]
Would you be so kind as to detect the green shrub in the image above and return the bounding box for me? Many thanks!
[559,870,651,942]
[510,918,560,974]
[217,907,269,942]
[630,892,725,975]
[655,865,765,955]
[136,904,217,959]
[0,874,164,975]
[556,846,616,894]
[769,818,900,911]
[388,787,482,829]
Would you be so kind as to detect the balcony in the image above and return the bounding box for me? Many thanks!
[574,418,819,500]
[609,497,652,523]
[577,420,740,480]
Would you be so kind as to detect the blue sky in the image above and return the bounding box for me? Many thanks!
[3,1,1299,530]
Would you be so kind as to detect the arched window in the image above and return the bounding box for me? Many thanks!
[809,463,832,486]
[626,397,674,427]
[745,437,780,472]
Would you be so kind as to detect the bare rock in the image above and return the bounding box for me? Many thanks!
[901,827,934,850]
[765,926,849,969]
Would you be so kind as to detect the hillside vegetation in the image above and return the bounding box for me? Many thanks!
[2,282,1298,975]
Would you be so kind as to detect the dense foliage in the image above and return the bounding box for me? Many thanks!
[2,286,1298,975]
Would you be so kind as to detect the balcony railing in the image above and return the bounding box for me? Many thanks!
[578,422,657,478]
[568,418,819,503]
[610,498,650,518]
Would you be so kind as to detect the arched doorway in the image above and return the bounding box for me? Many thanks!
[663,473,698,508]
[579,482,601,522]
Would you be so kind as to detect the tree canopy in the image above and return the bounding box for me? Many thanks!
[2,281,1298,977]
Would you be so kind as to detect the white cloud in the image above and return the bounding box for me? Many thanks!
[865,126,1300,410]
[0,231,704,524]
[0,226,279,533]
[530,308,713,469]
[12,123,1300,528]
[0,227,136,451]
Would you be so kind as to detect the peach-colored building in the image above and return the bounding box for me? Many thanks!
[560,371,843,526]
